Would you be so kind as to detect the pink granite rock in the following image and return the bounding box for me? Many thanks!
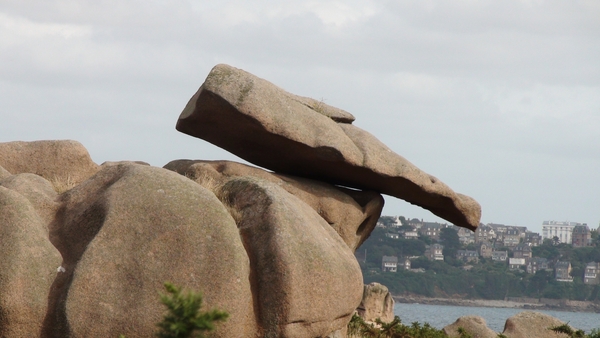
[176,64,480,230]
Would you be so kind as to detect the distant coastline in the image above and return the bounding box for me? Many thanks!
[393,295,600,313]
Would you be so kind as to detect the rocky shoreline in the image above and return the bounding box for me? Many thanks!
[393,295,600,313]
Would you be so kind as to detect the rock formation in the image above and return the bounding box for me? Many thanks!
[501,311,572,338]
[0,64,482,337]
[443,316,498,338]
[355,282,395,323]
[176,64,480,230]
[163,159,383,250]
[443,311,575,338]
[0,140,99,185]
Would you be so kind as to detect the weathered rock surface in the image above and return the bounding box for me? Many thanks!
[0,157,364,337]
[501,311,571,338]
[0,165,10,179]
[356,282,395,323]
[443,316,498,338]
[0,140,99,186]
[164,159,383,250]
[43,163,257,338]
[0,185,62,337]
[1,173,61,224]
[176,64,481,230]
[219,176,363,337]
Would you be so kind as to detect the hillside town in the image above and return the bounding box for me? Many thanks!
[370,216,600,285]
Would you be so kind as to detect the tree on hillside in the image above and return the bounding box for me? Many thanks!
[552,236,561,246]
[398,216,408,226]
[439,228,460,259]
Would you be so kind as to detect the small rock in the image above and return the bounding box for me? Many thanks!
[356,282,395,323]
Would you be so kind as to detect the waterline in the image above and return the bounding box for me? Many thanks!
[394,303,600,333]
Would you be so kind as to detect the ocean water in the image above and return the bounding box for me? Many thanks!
[394,303,600,333]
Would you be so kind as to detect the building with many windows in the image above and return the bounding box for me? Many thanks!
[541,221,579,244]
[512,243,532,259]
[424,244,444,261]
[572,224,591,247]
[527,257,549,274]
[524,232,542,246]
[419,223,443,240]
[491,250,508,262]
[456,250,479,263]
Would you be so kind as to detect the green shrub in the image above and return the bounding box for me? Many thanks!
[347,314,447,338]
[155,282,229,338]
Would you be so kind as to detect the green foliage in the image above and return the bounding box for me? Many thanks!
[156,282,229,338]
[456,327,472,338]
[347,314,447,338]
[550,323,587,338]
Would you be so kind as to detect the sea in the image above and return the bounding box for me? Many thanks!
[394,303,600,333]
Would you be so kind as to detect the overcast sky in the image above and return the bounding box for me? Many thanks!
[1,0,599,233]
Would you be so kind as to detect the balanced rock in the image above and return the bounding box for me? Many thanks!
[176,64,481,229]
[164,159,383,250]
[501,311,572,338]
[356,282,395,323]
[0,140,99,187]
[443,316,498,338]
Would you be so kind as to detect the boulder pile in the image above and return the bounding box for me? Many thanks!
[0,64,480,337]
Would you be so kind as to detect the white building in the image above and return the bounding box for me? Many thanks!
[541,221,580,244]
[381,256,398,272]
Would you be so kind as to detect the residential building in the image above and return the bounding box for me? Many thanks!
[419,222,443,240]
[382,255,398,272]
[488,223,508,235]
[572,224,591,247]
[474,225,495,244]
[555,261,573,282]
[457,227,475,245]
[512,243,532,259]
[524,232,542,246]
[584,262,600,285]
[478,241,493,258]
[500,228,522,247]
[491,250,508,262]
[456,250,479,263]
[402,230,419,240]
[542,221,579,244]
[509,258,526,270]
[424,244,444,261]
[526,257,549,274]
